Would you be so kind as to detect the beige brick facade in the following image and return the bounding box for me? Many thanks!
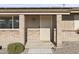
[27,29,40,40]
[19,15,25,45]
[56,14,79,48]
[0,14,25,48]
[61,15,79,41]
[0,8,79,48]
[0,30,20,48]
[57,14,63,47]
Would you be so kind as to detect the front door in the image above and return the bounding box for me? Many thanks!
[40,15,52,41]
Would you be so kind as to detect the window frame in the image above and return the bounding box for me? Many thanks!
[0,15,19,30]
[62,14,74,21]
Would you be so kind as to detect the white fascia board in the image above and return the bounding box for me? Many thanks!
[0,13,70,15]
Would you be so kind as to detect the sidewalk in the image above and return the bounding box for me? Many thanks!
[25,49,53,54]
[1,48,79,54]
[0,48,54,54]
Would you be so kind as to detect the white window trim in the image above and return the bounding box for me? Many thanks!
[12,16,14,29]
[0,29,19,30]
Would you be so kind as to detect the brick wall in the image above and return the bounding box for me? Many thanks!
[27,28,40,40]
[0,30,21,48]
[62,20,79,41]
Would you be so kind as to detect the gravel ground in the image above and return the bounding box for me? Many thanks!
[0,48,8,54]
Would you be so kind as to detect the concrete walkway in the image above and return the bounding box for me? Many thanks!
[1,48,79,54]
[0,48,54,54]
[27,49,53,54]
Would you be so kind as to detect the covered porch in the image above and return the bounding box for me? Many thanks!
[25,15,56,48]
[0,13,70,48]
[0,8,70,48]
[21,13,70,48]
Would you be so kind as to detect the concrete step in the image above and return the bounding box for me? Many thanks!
[25,40,54,48]
[27,40,52,44]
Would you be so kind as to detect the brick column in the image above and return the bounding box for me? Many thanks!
[19,14,25,45]
[56,14,63,48]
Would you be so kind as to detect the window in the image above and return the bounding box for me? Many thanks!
[62,14,74,20]
[0,16,19,29]
[62,14,79,30]
[13,16,19,28]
